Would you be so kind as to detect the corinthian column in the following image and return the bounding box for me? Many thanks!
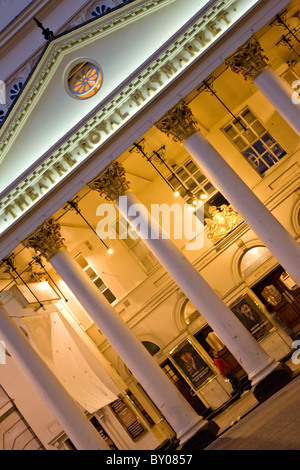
[154,99,300,287]
[0,302,109,450]
[88,162,291,403]
[225,35,300,136]
[22,219,215,450]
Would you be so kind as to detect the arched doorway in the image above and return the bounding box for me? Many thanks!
[252,265,300,335]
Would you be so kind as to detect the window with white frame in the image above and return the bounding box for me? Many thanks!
[222,108,287,175]
[75,254,116,304]
[167,158,229,222]
[113,216,158,274]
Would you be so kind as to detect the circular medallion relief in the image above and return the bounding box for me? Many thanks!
[67,60,102,99]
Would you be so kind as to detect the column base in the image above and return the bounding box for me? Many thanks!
[180,421,219,450]
[252,363,293,403]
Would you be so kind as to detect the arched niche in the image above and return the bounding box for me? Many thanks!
[142,341,161,357]
[239,246,273,279]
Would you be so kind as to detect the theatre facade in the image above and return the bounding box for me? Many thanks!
[0,0,300,450]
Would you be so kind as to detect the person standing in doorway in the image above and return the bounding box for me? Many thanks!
[213,350,244,396]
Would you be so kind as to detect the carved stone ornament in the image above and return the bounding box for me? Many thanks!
[225,36,270,81]
[205,204,243,244]
[89,161,131,202]
[22,219,66,261]
[154,100,200,143]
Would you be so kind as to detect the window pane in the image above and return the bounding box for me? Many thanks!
[194,171,206,184]
[204,182,215,194]
[262,151,277,167]
[102,289,116,304]
[272,144,286,159]
[94,277,105,291]
[261,133,275,147]
[234,136,247,151]
[85,267,97,281]
[185,178,197,190]
[168,175,181,188]
[243,130,256,143]
[177,168,189,180]
[185,160,198,174]
[253,139,266,155]
[243,149,268,174]
[75,255,88,269]
[233,118,245,131]
[252,121,266,135]
[242,109,256,124]
[224,125,237,139]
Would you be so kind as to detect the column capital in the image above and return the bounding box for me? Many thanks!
[88,161,131,203]
[154,100,200,143]
[22,219,66,261]
[225,36,269,81]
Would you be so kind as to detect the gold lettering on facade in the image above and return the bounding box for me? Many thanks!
[63,153,77,167]
[88,130,101,144]
[53,162,67,176]
[184,43,200,57]
[38,181,49,194]
[130,90,147,106]
[161,62,177,78]
[4,205,17,219]
[115,108,130,120]
[26,187,39,202]
[43,170,56,184]
[150,72,164,87]
[195,31,211,48]
[15,195,30,211]
[217,11,231,25]
[207,22,221,37]
[78,139,94,153]
[95,121,110,135]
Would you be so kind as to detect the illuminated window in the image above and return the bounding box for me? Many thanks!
[75,254,116,303]
[167,159,229,224]
[113,216,158,274]
[239,246,272,278]
[68,61,102,99]
[168,159,217,203]
[223,108,286,175]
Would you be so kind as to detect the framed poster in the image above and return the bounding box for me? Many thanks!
[109,397,146,441]
[230,292,273,340]
[170,339,214,391]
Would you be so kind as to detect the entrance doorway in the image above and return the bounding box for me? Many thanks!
[194,326,248,384]
[252,265,300,334]
[161,359,211,417]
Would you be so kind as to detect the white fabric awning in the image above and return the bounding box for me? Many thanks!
[23,311,118,413]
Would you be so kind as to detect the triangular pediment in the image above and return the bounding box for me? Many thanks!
[0,0,261,235]
[0,0,207,190]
